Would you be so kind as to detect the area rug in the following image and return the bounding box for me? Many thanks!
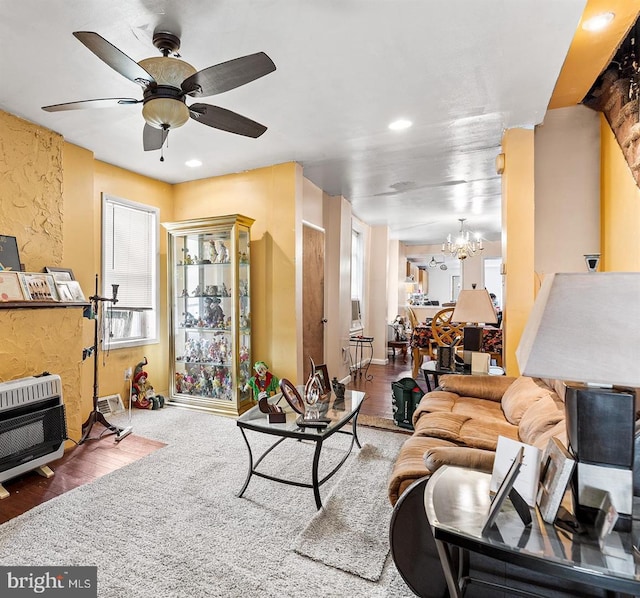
[292,442,399,581]
[358,413,412,434]
[0,407,413,598]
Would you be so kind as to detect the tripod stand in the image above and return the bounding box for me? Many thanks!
[79,274,132,444]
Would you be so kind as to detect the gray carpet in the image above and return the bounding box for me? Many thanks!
[293,443,398,581]
[0,406,415,597]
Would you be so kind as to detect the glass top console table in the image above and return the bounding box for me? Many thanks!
[236,388,366,509]
[424,466,640,597]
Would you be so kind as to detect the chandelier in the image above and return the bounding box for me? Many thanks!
[442,218,483,260]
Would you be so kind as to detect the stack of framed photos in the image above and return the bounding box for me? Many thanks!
[0,267,86,304]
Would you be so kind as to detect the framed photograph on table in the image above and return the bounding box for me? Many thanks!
[0,271,26,301]
[313,363,330,395]
[536,437,575,524]
[482,446,525,535]
[44,266,75,281]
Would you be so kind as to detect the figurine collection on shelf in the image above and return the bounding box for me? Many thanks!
[178,240,232,266]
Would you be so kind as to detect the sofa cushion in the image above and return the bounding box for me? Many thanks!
[388,435,458,505]
[501,376,555,425]
[413,391,506,426]
[412,391,460,425]
[439,374,517,402]
[518,394,565,445]
[424,446,495,474]
[414,411,519,451]
[530,420,568,452]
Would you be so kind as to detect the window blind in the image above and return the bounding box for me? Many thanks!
[102,195,157,310]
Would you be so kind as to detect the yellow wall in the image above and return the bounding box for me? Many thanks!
[91,161,174,404]
[502,128,536,376]
[172,162,300,382]
[600,114,640,271]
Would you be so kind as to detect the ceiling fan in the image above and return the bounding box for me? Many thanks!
[42,31,276,156]
[428,255,448,270]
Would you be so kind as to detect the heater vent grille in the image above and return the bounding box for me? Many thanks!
[97,394,125,415]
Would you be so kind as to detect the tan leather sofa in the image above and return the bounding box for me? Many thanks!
[388,374,566,505]
[386,374,612,598]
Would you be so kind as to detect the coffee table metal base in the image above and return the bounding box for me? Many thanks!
[237,418,362,509]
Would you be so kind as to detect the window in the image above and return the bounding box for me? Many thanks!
[102,194,159,348]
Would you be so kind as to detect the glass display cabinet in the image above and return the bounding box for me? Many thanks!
[164,215,254,417]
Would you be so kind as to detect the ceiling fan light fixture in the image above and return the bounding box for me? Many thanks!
[142,98,190,129]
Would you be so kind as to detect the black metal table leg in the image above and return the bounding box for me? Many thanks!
[236,427,254,498]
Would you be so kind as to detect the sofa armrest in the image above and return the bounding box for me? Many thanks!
[439,374,517,402]
[424,446,495,474]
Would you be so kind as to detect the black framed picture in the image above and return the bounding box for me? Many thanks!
[0,235,21,272]
[44,267,75,281]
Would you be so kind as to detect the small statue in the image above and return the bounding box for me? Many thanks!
[245,361,280,401]
[217,241,229,263]
[332,377,346,400]
[208,240,218,263]
[131,357,165,410]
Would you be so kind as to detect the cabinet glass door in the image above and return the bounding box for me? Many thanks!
[164,215,253,416]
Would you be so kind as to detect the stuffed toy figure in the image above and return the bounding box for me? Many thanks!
[131,357,165,410]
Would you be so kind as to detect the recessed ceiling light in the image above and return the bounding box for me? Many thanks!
[185,159,202,168]
[388,119,412,131]
[582,12,615,32]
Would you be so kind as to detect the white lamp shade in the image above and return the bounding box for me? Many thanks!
[516,272,640,388]
[451,289,498,324]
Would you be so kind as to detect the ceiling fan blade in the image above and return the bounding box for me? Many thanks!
[182,52,276,97]
[73,31,155,87]
[42,98,140,112]
[189,104,267,138]
[143,124,169,151]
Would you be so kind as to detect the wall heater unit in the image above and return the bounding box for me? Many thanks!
[0,374,66,498]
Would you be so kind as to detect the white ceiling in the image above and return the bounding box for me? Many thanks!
[0,0,587,250]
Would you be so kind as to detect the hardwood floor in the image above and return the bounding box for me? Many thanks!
[0,434,166,524]
[0,355,418,525]
[348,355,418,420]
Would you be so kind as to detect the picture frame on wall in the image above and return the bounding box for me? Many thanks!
[19,273,59,301]
[0,235,22,272]
[0,271,27,301]
[44,267,75,281]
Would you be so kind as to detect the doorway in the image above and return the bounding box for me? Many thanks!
[302,224,325,381]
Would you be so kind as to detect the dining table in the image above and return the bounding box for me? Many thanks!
[410,325,502,378]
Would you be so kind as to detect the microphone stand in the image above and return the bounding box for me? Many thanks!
[79,274,131,444]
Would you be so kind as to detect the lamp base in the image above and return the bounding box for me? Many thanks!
[462,326,482,368]
[565,384,635,532]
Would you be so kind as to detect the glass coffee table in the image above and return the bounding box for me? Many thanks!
[236,388,366,509]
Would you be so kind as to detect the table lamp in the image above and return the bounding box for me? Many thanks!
[516,272,640,531]
[451,289,498,367]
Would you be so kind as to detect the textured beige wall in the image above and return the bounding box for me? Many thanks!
[0,111,85,439]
